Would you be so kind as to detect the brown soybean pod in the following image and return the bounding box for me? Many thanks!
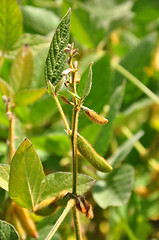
[77,133,112,173]
[14,203,38,238]
[82,106,108,125]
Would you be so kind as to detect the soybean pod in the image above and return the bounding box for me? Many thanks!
[77,133,113,173]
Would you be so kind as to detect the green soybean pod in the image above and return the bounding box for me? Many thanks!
[77,133,113,173]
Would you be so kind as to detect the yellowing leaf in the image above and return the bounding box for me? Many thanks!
[10,45,34,92]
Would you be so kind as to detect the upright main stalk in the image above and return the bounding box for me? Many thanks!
[71,71,79,195]
[70,64,82,240]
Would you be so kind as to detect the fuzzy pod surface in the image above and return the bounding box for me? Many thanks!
[77,133,112,172]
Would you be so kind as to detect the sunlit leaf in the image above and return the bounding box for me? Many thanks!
[0,0,22,51]
[0,164,10,191]
[10,45,34,92]
[15,88,47,106]
[9,139,46,209]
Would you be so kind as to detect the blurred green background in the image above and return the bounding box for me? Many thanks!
[0,0,159,239]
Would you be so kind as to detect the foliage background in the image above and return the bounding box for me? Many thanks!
[0,0,159,239]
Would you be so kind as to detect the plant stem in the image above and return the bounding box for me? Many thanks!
[53,94,70,133]
[70,69,81,240]
[121,126,147,156]
[72,207,82,240]
[71,71,79,195]
[122,221,138,240]
[113,62,159,105]
[6,102,15,164]
[45,199,75,240]
[9,113,15,164]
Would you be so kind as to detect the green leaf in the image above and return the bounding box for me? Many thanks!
[78,63,92,100]
[108,130,144,167]
[78,54,112,128]
[0,92,8,126]
[93,165,134,209]
[0,78,14,103]
[31,133,70,156]
[82,0,133,32]
[0,220,20,240]
[113,32,158,109]
[21,6,60,35]
[0,164,10,191]
[9,139,46,210]
[40,172,95,201]
[45,9,71,86]
[10,45,34,92]
[0,0,22,51]
[15,88,47,106]
[15,94,57,126]
[67,90,81,100]
[14,118,25,151]
[11,33,50,55]
[94,84,124,156]
[63,1,95,48]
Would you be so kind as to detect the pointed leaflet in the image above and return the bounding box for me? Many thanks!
[45,9,71,87]
[0,164,10,191]
[93,164,134,209]
[40,172,95,201]
[10,45,34,92]
[77,63,92,100]
[9,139,45,210]
[0,220,20,240]
[0,0,22,51]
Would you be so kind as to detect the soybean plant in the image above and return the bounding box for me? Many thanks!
[44,9,113,240]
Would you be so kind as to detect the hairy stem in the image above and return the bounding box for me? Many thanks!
[72,207,82,240]
[70,69,81,239]
[45,199,75,240]
[113,63,159,105]
[71,71,79,195]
